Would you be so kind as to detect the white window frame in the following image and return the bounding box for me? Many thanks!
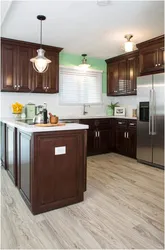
[59,65,103,106]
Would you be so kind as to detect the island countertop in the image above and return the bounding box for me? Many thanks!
[1,119,89,133]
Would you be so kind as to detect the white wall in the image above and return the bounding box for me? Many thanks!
[0,92,138,119]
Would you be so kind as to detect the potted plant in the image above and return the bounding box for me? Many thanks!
[107,102,119,116]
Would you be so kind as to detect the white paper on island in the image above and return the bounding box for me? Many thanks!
[55,146,66,155]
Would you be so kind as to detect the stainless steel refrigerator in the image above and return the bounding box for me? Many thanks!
[137,73,164,169]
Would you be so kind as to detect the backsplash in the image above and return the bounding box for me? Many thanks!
[0,92,138,118]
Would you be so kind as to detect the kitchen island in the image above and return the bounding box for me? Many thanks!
[1,120,88,215]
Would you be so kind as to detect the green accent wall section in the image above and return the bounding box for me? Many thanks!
[59,52,107,93]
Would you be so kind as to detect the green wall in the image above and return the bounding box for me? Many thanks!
[59,52,107,93]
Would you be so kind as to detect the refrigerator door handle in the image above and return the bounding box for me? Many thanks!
[149,89,152,135]
[152,90,156,135]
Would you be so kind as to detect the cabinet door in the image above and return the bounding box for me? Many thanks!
[17,130,31,202]
[158,46,164,69]
[1,42,17,92]
[17,45,32,92]
[98,129,110,154]
[115,126,127,156]
[42,51,59,93]
[107,62,118,95]
[1,122,6,168]
[127,56,138,94]
[139,46,158,74]
[31,48,44,93]
[118,59,127,95]
[87,130,98,156]
[33,131,84,214]
[6,125,17,185]
[127,128,137,158]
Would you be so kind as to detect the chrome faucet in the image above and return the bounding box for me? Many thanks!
[83,104,90,115]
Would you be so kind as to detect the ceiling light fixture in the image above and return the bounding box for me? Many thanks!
[30,15,51,73]
[124,34,134,52]
[79,54,91,69]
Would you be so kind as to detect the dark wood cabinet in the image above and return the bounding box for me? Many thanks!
[137,35,164,75]
[115,119,137,158]
[6,125,17,185]
[1,42,17,92]
[107,62,118,95]
[80,119,111,155]
[17,45,32,92]
[115,122,128,156]
[42,50,59,93]
[106,51,139,96]
[1,38,63,93]
[17,130,31,204]
[1,122,6,168]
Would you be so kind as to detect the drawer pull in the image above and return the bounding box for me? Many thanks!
[129,123,135,126]
[118,122,123,125]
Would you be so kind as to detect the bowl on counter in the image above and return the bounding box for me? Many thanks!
[50,116,59,124]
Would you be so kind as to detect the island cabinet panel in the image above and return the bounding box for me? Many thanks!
[136,35,164,75]
[0,122,6,169]
[30,130,86,214]
[17,131,31,205]
[6,125,17,185]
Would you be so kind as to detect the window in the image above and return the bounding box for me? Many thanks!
[59,66,103,105]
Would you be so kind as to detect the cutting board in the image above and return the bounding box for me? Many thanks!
[35,123,66,127]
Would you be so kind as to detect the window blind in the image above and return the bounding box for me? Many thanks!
[59,66,103,105]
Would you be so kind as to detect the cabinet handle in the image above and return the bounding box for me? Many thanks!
[14,85,17,89]
[95,131,97,137]
[155,64,158,67]
[43,86,46,89]
[158,63,161,66]
[127,132,129,139]
[134,88,137,91]
[129,123,135,126]
[114,90,118,93]
[47,86,49,90]
[118,122,123,125]
[124,132,126,138]
[98,131,100,137]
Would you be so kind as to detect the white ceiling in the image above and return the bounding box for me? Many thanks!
[1,0,164,59]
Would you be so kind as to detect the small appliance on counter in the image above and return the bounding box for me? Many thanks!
[25,103,36,120]
[33,105,44,124]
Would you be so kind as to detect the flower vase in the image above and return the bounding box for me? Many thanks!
[106,107,114,116]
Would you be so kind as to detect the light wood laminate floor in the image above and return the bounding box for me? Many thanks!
[1,153,164,249]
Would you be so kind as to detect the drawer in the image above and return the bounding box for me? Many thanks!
[128,120,137,128]
[116,119,127,127]
[79,119,95,130]
[94,119,111,129]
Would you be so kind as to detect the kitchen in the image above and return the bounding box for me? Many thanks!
[0,0,164,249]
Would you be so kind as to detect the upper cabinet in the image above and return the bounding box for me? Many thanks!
[1,38,63,93]
[106,51,139,96]
[136,35,164,75]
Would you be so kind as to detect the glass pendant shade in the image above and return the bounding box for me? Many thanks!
[30,15,51,73]
[79,54,91,69]
[124,41,134,52]
[124,34,134,52]
[30,49,51,73]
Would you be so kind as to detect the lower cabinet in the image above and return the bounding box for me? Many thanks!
[1,122,6,168]
[80,118,136,158]
[6,125,17,185]
[115,119,137,158]
[17,130,31,204]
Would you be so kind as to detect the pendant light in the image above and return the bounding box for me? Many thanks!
[79,54,91,69]
[30,15,51,73]
[124,34,134,52]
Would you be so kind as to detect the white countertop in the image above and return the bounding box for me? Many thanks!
[59,115,137,120]
[1,119,89,133]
